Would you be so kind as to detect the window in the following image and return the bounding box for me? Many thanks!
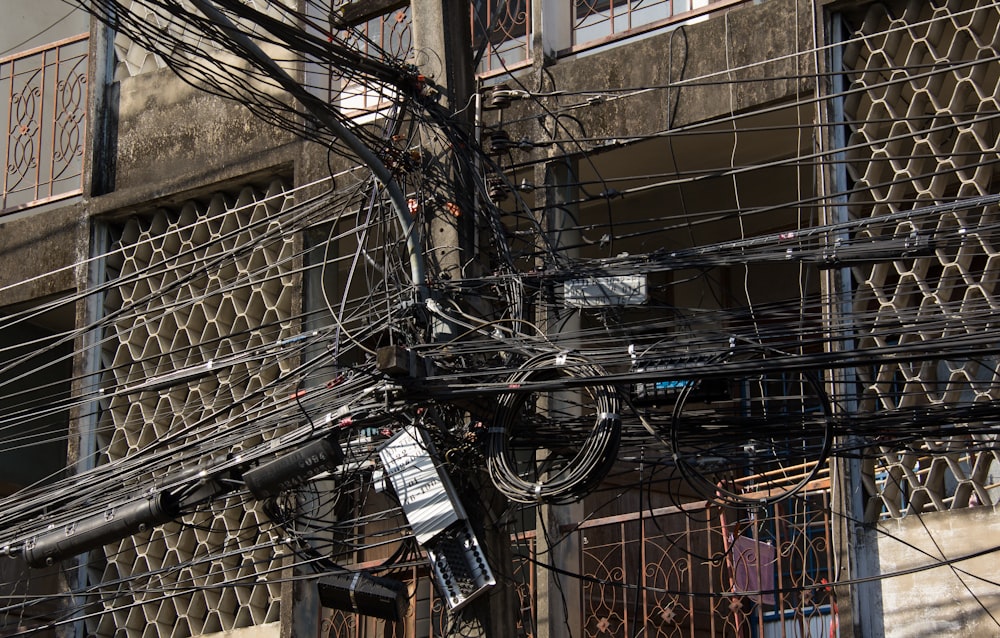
[473,0,531,75]
[307,2,412,116]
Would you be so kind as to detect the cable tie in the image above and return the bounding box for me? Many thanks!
[488,427,505,434]
[598,413,620,422]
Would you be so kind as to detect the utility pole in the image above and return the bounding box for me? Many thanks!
[412,0,477,288]
[411,2,518,636]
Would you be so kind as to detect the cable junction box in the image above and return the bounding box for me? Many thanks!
[379,426,495,610]
[317,570,409,621]
[379,426,466,545]
[631,352,731,406]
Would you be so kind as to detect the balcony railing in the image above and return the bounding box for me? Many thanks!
[566,487,838,637]
[1,33,88,214]
[571,0,752,52]
[473,0,532,76]
[338,6,413,114]
[319,486,836,637]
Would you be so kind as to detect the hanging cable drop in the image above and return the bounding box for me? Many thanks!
[487,352,621,504]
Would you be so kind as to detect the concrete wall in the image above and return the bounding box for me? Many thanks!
[0,205,84,306]
[108,68,300,203]
[495,0,814,144]
[877,507,1000,637]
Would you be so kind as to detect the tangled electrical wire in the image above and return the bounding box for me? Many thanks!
[3,0,1000,635]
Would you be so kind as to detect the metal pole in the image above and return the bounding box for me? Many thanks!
[827,10,884,638]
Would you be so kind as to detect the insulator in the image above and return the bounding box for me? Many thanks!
[487,176,510,202]
[486,130,511,154]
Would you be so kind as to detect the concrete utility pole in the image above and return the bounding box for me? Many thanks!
[412,0,477,288]
[411,2,518,636]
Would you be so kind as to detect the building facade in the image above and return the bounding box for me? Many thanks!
[2,0,1000,637]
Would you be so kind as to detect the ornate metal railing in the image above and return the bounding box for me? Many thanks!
[338,5,413,113]
[318,488,836,637]
[473,0,532,75]
[571,0,751,52]
[566,488,838,638]
[1,34,88,214]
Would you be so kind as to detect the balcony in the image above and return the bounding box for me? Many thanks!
[319,485,837,637]
[474,0,532,76]
[567,487,838,637]
[1,33,88,215]
[571,0,753,52]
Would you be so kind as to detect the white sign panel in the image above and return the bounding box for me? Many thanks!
[564,274,648,307]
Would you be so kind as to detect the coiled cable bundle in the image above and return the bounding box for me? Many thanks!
[487,353,621,504]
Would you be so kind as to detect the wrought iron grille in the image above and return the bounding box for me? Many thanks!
[330,4,413,113]
[318,491,836,637]
[571,0,747,50]
[568,490,837,638]
[1,34,88,215]
[473,0,531,75]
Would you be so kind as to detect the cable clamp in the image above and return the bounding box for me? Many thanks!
[349,571,361,612]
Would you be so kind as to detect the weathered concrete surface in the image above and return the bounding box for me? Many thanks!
[111,67,299,197]
[877,507,1000,637]
[493,0,815,145]
[0,205,84,306]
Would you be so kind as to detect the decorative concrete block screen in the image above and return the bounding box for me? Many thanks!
[842,0,1000,519]
[112,0,290,79]
[93,179,296,637]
